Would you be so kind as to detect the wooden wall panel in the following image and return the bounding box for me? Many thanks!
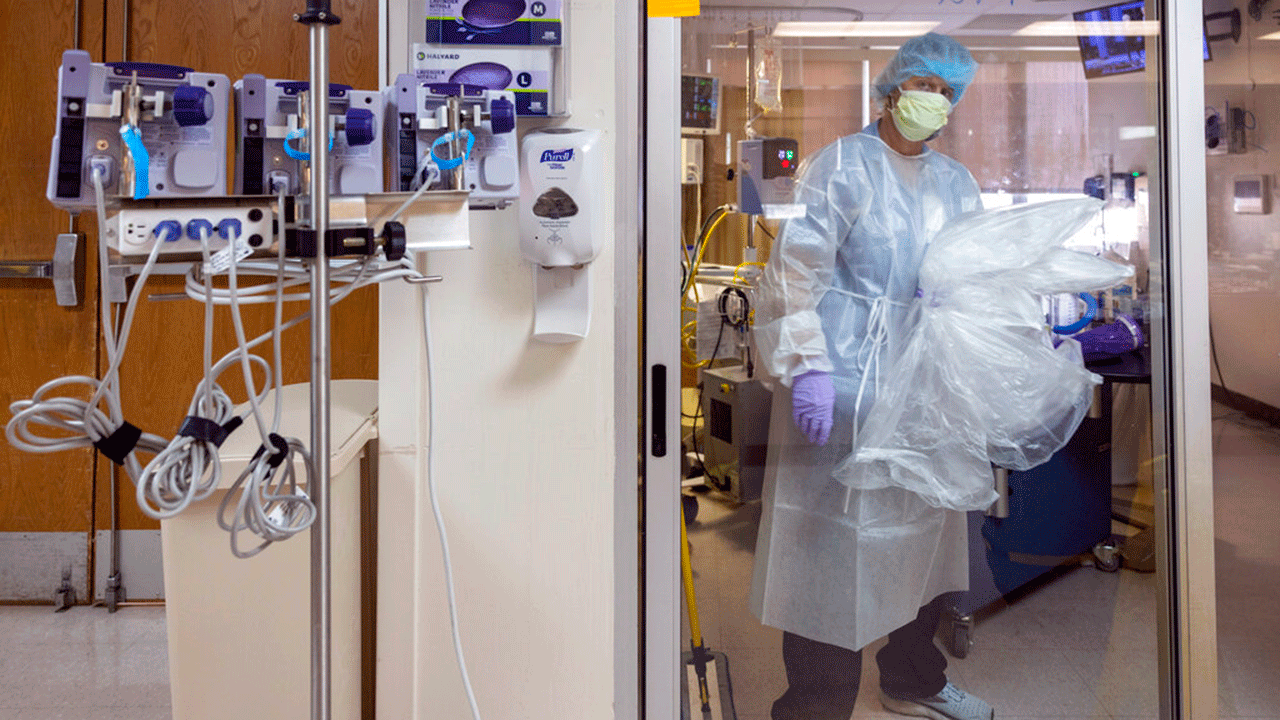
[96,0,381,530]
[117,0,376,87]
[0,1,106,534]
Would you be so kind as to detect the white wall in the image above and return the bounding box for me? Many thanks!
[377,2,633,719]
[1201,2,1280,410]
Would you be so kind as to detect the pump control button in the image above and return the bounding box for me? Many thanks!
[173,85,214,127]
[489,97,515,135]
[345,108,376,147]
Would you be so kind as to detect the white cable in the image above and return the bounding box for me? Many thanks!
[213,221,316,557]
[134,231,271,520]
[217,434,316,558]
[7,171,168,480]
[183,257,417,305]
[133,381,237,519]
[380,152,441,226]
[420,286,483,720]
[225,226,274,440]
[8,172,438,546]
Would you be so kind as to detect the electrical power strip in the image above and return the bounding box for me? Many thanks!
[108,203,276,259]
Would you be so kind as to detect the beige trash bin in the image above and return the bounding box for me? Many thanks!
[160,379,377,720]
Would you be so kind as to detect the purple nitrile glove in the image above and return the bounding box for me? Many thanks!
[792,370,835,446]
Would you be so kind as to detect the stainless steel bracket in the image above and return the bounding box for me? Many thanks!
[0,234,86,307]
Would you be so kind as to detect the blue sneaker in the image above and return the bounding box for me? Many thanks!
[880,682,994,720]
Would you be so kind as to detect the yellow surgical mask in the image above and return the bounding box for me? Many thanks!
[890,89,953,142]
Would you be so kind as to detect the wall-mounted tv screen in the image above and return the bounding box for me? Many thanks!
[681,74,721,135]
[1075,1,1210,79]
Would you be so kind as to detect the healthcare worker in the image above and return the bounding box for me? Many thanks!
[750,34,992,720]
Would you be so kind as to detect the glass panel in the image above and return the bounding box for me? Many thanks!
[1205,13,1280,715]
[675,5,1170,718]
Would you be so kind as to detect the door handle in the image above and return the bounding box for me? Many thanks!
[0,234,86,307]
[651,364,667,457]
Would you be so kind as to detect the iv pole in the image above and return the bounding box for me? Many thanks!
[295,3,337,720]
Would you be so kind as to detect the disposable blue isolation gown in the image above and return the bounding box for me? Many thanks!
[750,122,982,651]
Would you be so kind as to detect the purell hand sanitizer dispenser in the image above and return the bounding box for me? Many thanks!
[519,128,602,343]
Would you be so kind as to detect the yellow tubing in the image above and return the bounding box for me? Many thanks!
[681,502,713,712]
[680,501,703,650]
[684,211,730,297]
[733,261,767,285]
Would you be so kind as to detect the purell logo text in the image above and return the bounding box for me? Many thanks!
[540,149,574,163]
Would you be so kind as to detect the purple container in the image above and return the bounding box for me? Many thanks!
[1076,314,1144,361]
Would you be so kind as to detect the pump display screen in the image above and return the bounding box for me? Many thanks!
[762,138,799,179]
[681,74,720,135]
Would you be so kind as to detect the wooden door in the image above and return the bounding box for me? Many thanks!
[0,1,107,603]
[0,0,380,602]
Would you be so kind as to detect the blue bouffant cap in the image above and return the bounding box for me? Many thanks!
[872,32,978,106]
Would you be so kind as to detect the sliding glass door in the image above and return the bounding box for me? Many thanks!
[643,0,1216,717]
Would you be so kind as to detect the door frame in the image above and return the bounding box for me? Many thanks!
[643,15,684,720]
[639,3,1219,718]
[1151,0,1218,715]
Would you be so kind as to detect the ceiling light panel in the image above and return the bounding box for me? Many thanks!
[1017,20,1161,36]
[956,13,1069,32]
[772,21,941,37]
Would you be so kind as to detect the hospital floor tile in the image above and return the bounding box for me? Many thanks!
[1,409,1278,718]
[13,708,172,720]
[947,647,1110,717]
[1064,648,1160,717]
[0,605,170,713]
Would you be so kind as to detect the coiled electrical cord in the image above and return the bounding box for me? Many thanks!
[7,154,446,560]
[213,208,317,558]
[6,170,169,480]
[217,433,316,559]
[134,221,280,521]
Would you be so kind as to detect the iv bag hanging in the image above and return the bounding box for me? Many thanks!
[755,38,782,114]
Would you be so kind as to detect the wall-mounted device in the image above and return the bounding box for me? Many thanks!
[47,49,231,209]
[1205,102,1250,154]
[233,76,384,196]
[388,74,517,208]
[1084,171,1145,202]
[1204,9,1242,44]
[1227,105,1250,154]
[423,0,563,46]
[413,43,558,117]
[737,137,801,218]
[1233,174,1270,214]
[681,74,721,136]
[681,138,704,185]
[519,128,602,342]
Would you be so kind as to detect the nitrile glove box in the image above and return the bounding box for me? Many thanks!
[423,0,563,46]
[413,44,556,116]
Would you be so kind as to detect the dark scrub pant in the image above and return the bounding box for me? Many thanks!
[770,594,951,720]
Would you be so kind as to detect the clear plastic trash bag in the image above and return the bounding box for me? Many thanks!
[832,197,1134,511]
